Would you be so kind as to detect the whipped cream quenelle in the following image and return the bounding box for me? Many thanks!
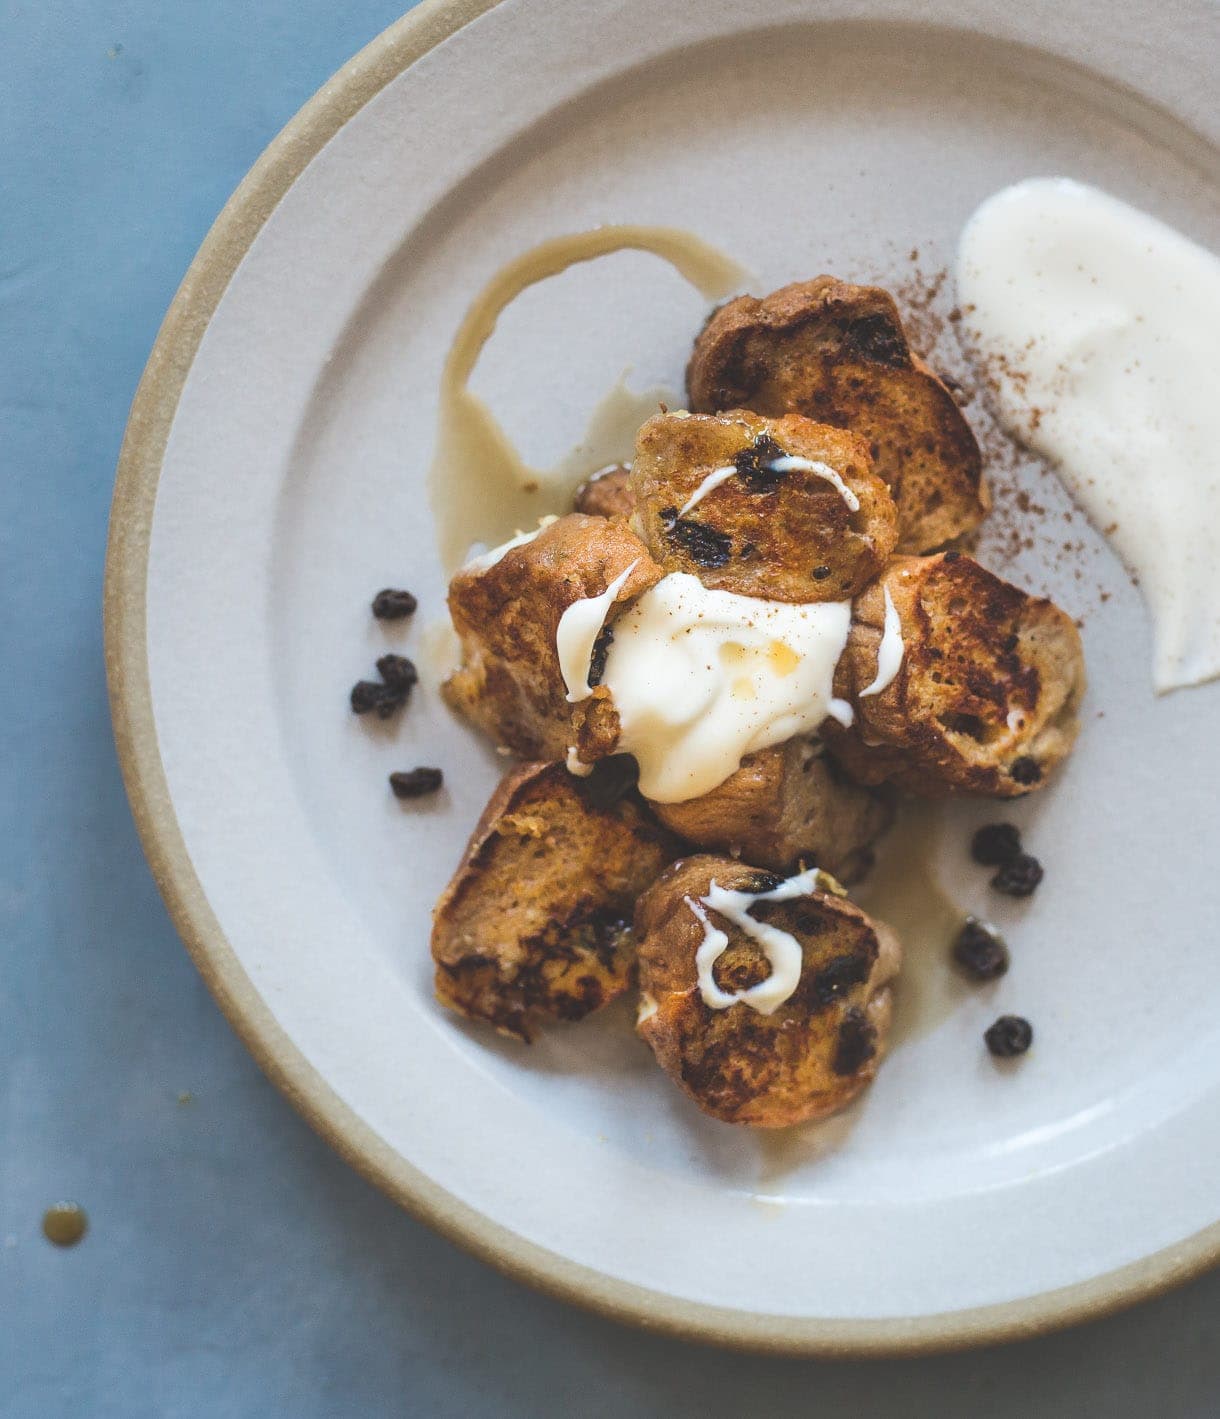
[587,573,854,803]
[958,178,1220,692]
[687,867,840,1014]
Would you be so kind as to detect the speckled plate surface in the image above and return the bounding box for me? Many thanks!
[105,0,1220,1353]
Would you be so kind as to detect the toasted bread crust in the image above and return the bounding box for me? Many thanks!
[442,514,662,760]
[628,410,897,603]
[573,464,635,520]
[432,762,677,1040]
[635,856,900,1127]
[686,277,987,552]
[648,735,891,881]
[828,554,1086,796]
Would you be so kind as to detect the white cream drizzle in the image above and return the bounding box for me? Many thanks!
[858,585,904,698]
[555,560,639,702]
[675,453,860,520]
[768,455,860,511]
[600,573,854,803]
[687,867,831,1014]
[676,465,737,517]
[462,515,558,573]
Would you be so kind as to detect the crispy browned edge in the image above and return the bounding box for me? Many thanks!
[686,275,988,552]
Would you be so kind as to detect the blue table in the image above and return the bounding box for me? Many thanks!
[3,5,1218,1414]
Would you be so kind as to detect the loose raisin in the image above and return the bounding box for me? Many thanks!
[376,654,418,692]
[985,1015,1033,1058]
[351,680,396,717]
[952,917,1009,980]
[991,853,1043,898]
[389,767,443,798]
[971,823,1021,866]
[371,588,417,620]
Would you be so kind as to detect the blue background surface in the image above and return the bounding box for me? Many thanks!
[2,3,1218,1414]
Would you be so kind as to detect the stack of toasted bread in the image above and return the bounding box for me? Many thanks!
[432,276,1085,1128]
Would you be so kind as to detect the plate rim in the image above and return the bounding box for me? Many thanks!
[102,0,1220,1355]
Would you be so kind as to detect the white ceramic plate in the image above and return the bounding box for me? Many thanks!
[106,0,1220,1352]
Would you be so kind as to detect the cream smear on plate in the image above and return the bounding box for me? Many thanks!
[958,177,1220,692]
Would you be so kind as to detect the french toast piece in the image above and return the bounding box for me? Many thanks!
[827,553,1085,797]
[629,410,897,603]
[443,514,662,760]
[573,463,635,520]
[648,735,891,882]
[686,277,987,553]
[635,856,900,1128]
[432,762,678,1041]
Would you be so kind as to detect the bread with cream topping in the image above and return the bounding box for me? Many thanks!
[432,761,678,1041]
[648,735,891,882]
[443,513,661,760]
[685,277,987,552]
[827,553,1086,796]
[635,856,900,1127]
[628,409,897,603]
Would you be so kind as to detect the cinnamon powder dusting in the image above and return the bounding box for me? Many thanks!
[887,253,1115,618]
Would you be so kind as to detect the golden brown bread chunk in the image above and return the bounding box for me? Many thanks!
[432,762,677,1041]
[635,857,900,1127]
[686,277,987,553]
[649,735,891,882]
[827,553,1085,796]
[443,514,662,759]
[629,410,897,602]
[573,464,635,520]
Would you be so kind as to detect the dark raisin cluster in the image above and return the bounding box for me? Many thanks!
[350,653,418,719]
[969,823,1043,897]
[991,854,1043,898]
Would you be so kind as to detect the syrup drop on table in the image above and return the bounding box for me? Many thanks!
[42,1203,88,1247]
